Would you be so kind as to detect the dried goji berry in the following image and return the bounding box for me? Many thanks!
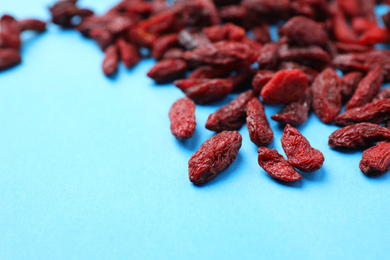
[178,29,210,50]
[0,48,21,71]
[277,62,319,85]
[219,5,246,25]
[252,70,273,96]
[339,71,364,103]
[246,97,273,147]
[174,78,234,104]
[102,44,118,76]
[169,97,196,140]
[332,11,358,43]
[206,90,254,132]
[372,87,390,102]
[311,68,342,124]
[147,59,187,83]
[116,38,140,68]
[258,147,302,182]
[281,124,324,172]
[333,42,373,54]
[345,66,384,110]
[18,19,46,32]
[189,131,242,184]
[337,0,359,18]
[202,23,245,42]
[278,44,331,70]
[229,67,257,92]
[335,99,390,125]
[151,33,179,60]
[183,41,257,69]
[257,43,279,70]
[261,69,308,104]
[252,24,270,45]
[352,17,377,35]
[328,123,390,148]
[271,89,312,125]
[280,16,328,47]
[242,0,290,25]
[358,27,390,46]
[360,141,390,175]
[89,27,114,51]
[162,48,185,60]
[188,66,231,80]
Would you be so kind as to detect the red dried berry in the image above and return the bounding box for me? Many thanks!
[0,48,21,71]
[183,41,257,69]
[178,29,210,50]
[1,14,21,35]
[346,66,383,110]
[352,17,377,35]
[162,48,185,60]
[252,70,273,96]
[329,123,390,148]
[116,38,140,68]
[261,69,308,104]
[333,11,358,43]
[189,131,242,184]
[203,23,245,42]
[169,97,196,140]
[280,16,328,47]
[281,124,324,172]
[252,24,270,45]
[373,87,390,102]
[258,147,302,182]
[242,0,290,25]
[174,78,234,104]
[277,62,319,85]
[18,19,46,32]
[188,66,231,79]
[102,44,118,76]
[206,90,254,132]
[151,33,179,60]
[358,27,390,46]
[89,27,114,51]
[311,68,342,124]
[128,26,157,48]
[360,141,390,175]
[339,71,364,103]
[229,67,257,92]
[220,5,246,24]
[333,42,373,54]
[278,44,331,70]
[271,89,312,125]
[246,97,273,147]
[257,43,279,70]
[335,99,390,125]
[147,59,187,83]
[337,0,359,18]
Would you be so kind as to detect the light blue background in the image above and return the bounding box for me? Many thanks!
[1,1,390,259]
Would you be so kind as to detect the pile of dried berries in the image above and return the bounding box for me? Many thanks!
[2,0,390,184]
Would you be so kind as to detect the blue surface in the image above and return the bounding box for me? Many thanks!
[1,1,390,259]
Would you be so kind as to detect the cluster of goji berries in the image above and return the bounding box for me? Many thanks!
[0,15,46,71]
[2,0,390,184]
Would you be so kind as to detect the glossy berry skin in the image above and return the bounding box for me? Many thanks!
[281,124,324,172]
[102,44,118,76]
[252,70,274,96]
[246,97,273,147]
[339,72,364,103]
[360,141,390,176]
[206,90,254,132]
[334,99,390,125]
[261,69,308,104]
[169,97,196,140]
[116,38,140,68]
[258,147,302,182]
[328,123,390,148]
[312,68,342,124]
[189,131,242,184]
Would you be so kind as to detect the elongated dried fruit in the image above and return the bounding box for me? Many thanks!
[147,59,187,83]
[189,131,242,184]
[278,44,330,70]
[373,87,390,102]
[188,66,230,79]
[280,16,328,47]
[339,71,364,103]
[184,41,257,69]
[19,19,46,32]
[281,124,324,172]
[116,38,140,68]
[246,97,273,146]
[328,123,390,148]
[252,70,273,96]
[258,147,302,182]
[360,141,390,175]
[261,69,308,104]
[334,99,390,125]
[174,78,233,104]
[312,68,342,124]
[333,11,358,43]
[206,90,253,132]
[346,66,384,110]
[277,62,318,85]
[102,44,118,76]
[252,24,270,44]
[169,97,196,140]
[151,33,179,60]
[0,48,21,70]
[257,43,278,70]
[271,89,312,125]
